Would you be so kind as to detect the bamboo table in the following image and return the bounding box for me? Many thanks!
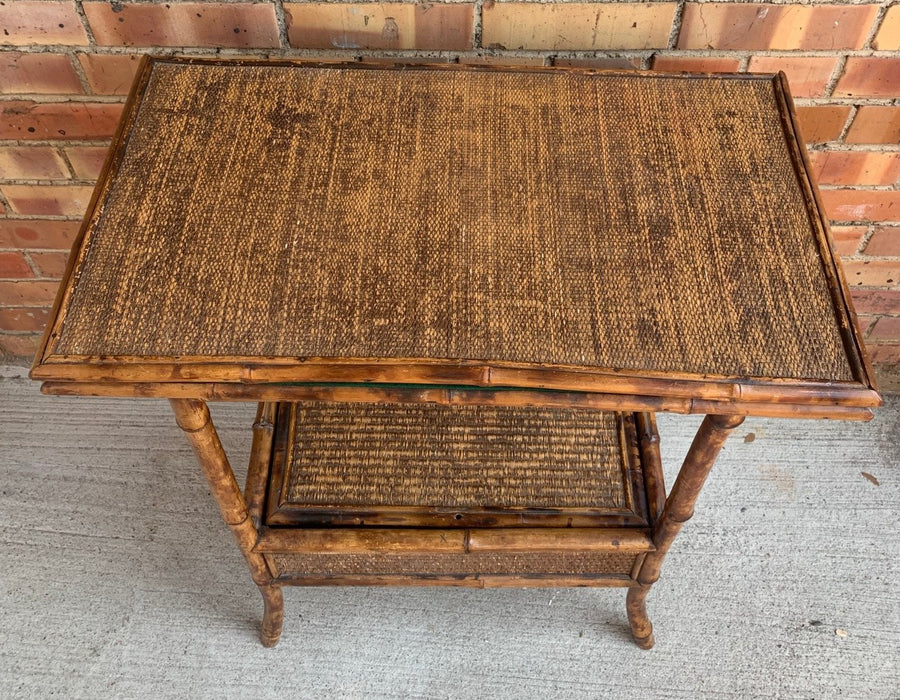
[31,58,881,649]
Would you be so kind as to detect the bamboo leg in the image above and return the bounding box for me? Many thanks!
[627,413,745,649]
[626,586,654,649]
[170,398,284,648]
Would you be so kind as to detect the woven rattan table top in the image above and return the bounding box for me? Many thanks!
[32,58,879,415]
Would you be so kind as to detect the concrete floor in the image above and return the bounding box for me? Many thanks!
[1,365,897,699]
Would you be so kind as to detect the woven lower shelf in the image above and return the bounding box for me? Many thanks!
[252,402,664,586]
[265,401,652,528]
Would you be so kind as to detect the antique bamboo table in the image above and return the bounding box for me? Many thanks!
[31,58,881,649]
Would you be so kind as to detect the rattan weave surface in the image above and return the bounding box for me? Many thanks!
[52,60,853,381]
[276,402,633,512]
[270,551,638,577]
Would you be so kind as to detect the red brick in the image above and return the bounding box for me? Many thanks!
[866,343,900,365]
[553,58,642,70]
[864,227,900,257]
[287,3,473,51]
[808,151,900,187]
[834,58,900,99]
[28,251,69,278]
[481,2,676,51]
[0,52,83,95]
[747,56,836,98]
[0,101,123,140]
[458,55,547,67]
[794,106,851,144]
[850,289,900,314]
[651,56,741,73]
[845,106,900,145]
[84,2,279,48]
[821,190,900,223]
[0,220,80,249]
[0,333,44,359]
[64,146,110,180]
[868,316,900,342]
[872,4,900,51]
[0,1,89,46]
[0,146,69,180]
[1,184,95,216]
[0,252,34,279]
[678,3,878,51]
[830,225,867,257]
[0,307,50,333]
[0,281,61,305]
[77,53,142,96]
[841,260,900,287]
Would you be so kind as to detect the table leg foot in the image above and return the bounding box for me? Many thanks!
[626,586,655,649]
[259,583,284,648]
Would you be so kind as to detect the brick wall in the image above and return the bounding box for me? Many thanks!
[1,0,898,381]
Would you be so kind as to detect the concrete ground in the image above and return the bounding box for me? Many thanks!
[0,365,897,699]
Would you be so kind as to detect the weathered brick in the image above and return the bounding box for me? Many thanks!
[286,3,473,51]
[821,190,899,223]
[808,151,900,187]
[794,106,851,144]
[747,56,836,98]
[651,56,741,73]
[64,146,110,180]
[830,225,867,257]
[850,289,900,314]
[864,227,900,257]
[872,4,900,50]
[0,252,34,279]
[84,1,280,48]
[0,333,43,359]
[0,1,89,46]
[834,57,900,99]
[0,220,80,249]
[1,184,95,216]
[0,147,69,180]
[0,52,83,95]
[868,316,900,342]
[28,251,69,278]
[844,106,900,145]
[841,260,900,287]
[678,3,878,51]
[0,101,123,140]
[0,307,50,333]
[77,53,142,95]
[866,343,900,365]
[553,57,642,70]
[0,281,61,305]
[482,3,676,51]
[458,55,546,67]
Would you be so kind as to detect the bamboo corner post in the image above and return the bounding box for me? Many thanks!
[169,398,284,647]
[626,413,745,649]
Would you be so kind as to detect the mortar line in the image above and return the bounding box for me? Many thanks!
[272,0,290,51]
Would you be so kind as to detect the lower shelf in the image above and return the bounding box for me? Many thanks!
[267,551,643,585]
[249,402,664,588]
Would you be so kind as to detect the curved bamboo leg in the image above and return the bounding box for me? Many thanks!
[627,413,744,648]
[170,398,285,647]
[626,586,654,649]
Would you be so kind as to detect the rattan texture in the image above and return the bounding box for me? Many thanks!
[270,551,637,576]
[279,402,632,510]
[55,61,852,380]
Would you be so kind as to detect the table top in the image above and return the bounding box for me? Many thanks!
[32,58,880,418]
